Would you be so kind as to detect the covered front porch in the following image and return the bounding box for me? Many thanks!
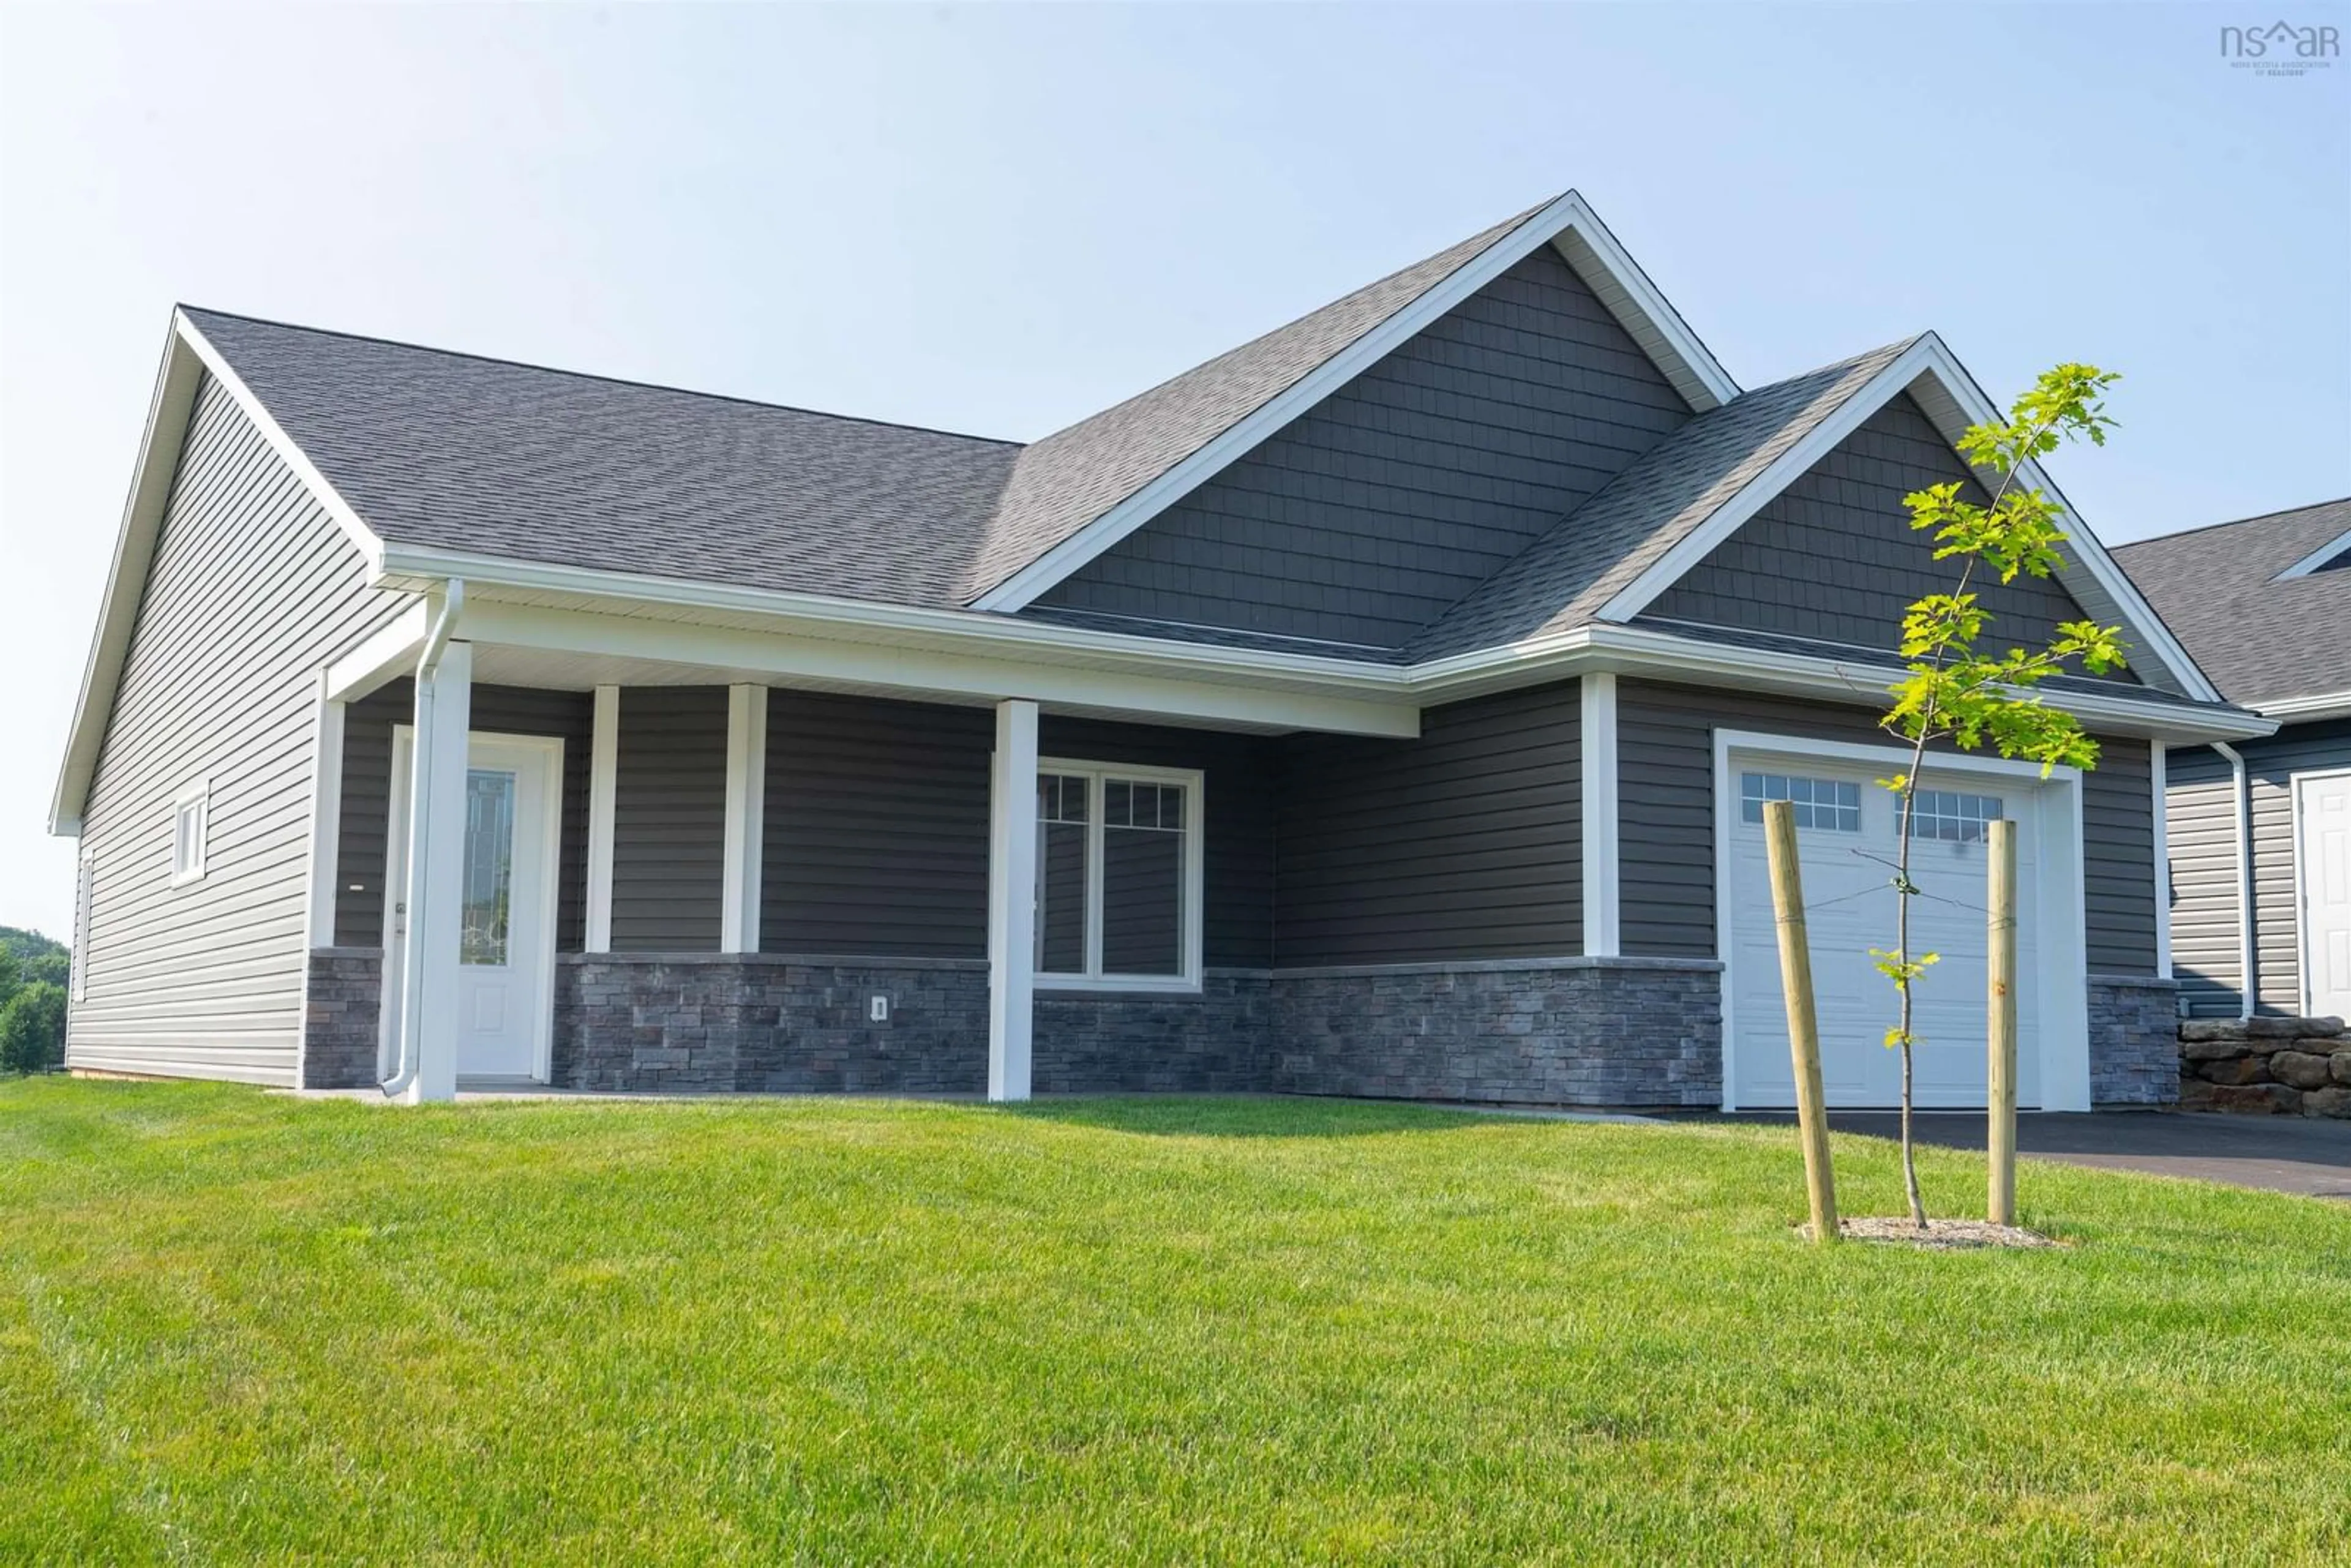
[302,580,1436,1103]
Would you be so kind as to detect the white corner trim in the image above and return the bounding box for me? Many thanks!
[1594,333,2222,705]
[304,677,347,948]
[2278,525,2351,580]
[1579,672,1620,957]
[970,190,1738,614]
[721,683,768,953]
[585,685,618,953]
[987,699,1040,1101]
[1709,727,2091,1113]
[2151,741,2172,981]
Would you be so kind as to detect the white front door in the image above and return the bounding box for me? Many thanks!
[2298,770,2351,1021]
[383,730,561,1084]
[1727,751,2042,1110]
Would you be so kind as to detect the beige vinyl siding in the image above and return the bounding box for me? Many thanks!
[66,373,413,1084]
[2167,719,2351,1016]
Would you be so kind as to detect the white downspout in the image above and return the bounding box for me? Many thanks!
[381,579,465,1096]
[2211,741,2255,1022]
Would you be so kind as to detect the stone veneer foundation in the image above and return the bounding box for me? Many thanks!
[2086,975,2183,1107]
[298,949,2177,1109]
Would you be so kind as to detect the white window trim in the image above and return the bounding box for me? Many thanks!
[1033,757,1205,993]
[170,779,211,887]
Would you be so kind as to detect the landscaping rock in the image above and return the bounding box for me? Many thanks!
[2197,1056,2273,1087]
[2179,1019,2248,1043]
[2178,1077,2216,1111]
[2303,1086,2351,1119]
[2201,1082,2304,1115]
[2333,1051,2351,1087]
[2271,1051,2336,1090]
[2181,1036,2257,1063]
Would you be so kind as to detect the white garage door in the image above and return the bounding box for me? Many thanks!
[1727,752,2041,1109]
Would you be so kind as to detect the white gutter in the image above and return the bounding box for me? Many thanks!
[2211,740,2257,1021]
[380,580,464,1098]
[372,545,2280,747]
[2256,689,2351,724]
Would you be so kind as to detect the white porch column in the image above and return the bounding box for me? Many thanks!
[2150,740,2172,981]
[722,684,768,953]
[585,685,619,953]
[1580,672,1621,957]
[399,638,473,1104]
[987,698,1039,1101]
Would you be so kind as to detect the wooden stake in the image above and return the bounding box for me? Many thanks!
[1987,818,2019,1225]
[1763,800,1837,1244]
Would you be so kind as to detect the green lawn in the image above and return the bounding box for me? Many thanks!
[3,1081,2347,1564]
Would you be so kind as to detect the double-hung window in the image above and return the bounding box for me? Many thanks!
[1035,760,1203,990]
[170,781,209,887]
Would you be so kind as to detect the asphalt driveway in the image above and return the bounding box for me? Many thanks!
[1708,1111,2351,1199]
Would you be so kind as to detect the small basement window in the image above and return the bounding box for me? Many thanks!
[1035,761,1202,989]
[1739,772,1861,833]
[170,782,209,887]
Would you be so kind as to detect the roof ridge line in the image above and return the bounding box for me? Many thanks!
[176,304,1027,448]
[2113,494,2351,551]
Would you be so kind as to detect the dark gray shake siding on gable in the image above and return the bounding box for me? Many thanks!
[334,680,593,951]
[1615,680,2158,973]
[2167,719,2351,1017]
[612,686,730,952]
[1642,392,2139,685]
[1277,682,1582,966]
[1037,246,1691,650]
[67,374,414,1085]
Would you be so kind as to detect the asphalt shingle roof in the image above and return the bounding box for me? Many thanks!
[183,308,1022,609]
[1407,338,1920,660]
[2113,497,2351,707]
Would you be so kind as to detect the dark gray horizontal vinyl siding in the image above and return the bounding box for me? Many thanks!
[1039,716,1277,970]
[762,692,991,958]
[2083,739,2156,974]
[1617,679,2158,968]
[1277,681,1580,966]
[1038,244,1691,649]
[1643,392,2139,685]
[2168,719,2351,1016]
[335,680,593,951]
[68,372,415,1084]
[612,686,729,951]
[2165,744,2243,1016]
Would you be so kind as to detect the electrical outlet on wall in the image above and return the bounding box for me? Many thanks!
[869,995,890,1024]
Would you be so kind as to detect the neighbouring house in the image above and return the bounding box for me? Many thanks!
[2117,499,2351,1023]
[50,192,2270,1109]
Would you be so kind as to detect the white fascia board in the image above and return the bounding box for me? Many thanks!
[324,601,431,701]
[1595,332,2221,705]
[170,311,383,568]
[969,190,1738,615]
[2257,689,2351,723]
[1548,193,1740,412]
[1897,336,2221,703]
[50,321,204,836]
[1593,336,1942,627]
[51,312,390,837]
[456,598,1423,739]
[2278,526,2351,580]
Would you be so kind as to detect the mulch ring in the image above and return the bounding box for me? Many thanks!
[1798,1217,2064,1250]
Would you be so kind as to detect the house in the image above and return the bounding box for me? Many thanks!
[2116,499,2351,1022]
[50,191,2270,1108]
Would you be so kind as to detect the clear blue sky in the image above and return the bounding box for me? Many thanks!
[2,2,2345,937]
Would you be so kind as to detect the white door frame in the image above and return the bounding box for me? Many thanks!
[1711,729,2091,1112]
[2292,766,2351,1019]
[380,726,564,1085]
